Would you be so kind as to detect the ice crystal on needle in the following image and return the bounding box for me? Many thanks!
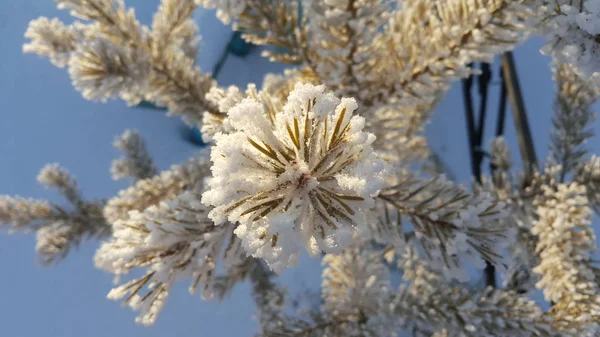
[202,83,388,272]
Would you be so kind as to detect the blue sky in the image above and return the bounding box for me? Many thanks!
[0,1,598,337]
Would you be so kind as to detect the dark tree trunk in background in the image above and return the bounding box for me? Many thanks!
[461,52,537,288]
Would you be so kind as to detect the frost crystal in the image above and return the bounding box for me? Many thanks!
[203,83,388,272]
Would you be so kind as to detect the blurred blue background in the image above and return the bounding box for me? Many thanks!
[0,1,599,336]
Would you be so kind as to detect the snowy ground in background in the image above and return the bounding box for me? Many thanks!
[0,1,599,337]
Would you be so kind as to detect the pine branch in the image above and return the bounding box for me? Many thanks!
[550,62,598,182]
[151,0,199,60]
[536,0,600,87]
[0,164,109,264]
[236,0,310,65]
[395,284,559,337]
[111,129,158,182]
[376,174,512,281]
[97,191,248,326]
[23,17,79,67]
[366,0,534,107]
[104,153,210,223]
[25,0,225,128]
[532,182,600,334]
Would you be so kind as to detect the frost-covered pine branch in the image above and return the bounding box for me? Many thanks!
[0,164,109,264]
[152,0,200,60]
[303,0,391,97]
[394,274,560,337]
[364,0,535,107]
[202,83,388,272]
[196,0,246,24]
[550,62,598,181]
[393,244,561,337]
[522,65,600,335]
[376,174,512,281]
[95,190,248,326]
[320,246,397,337]
[23,17,79,67]
[24,0,226,128]
[104,152,210,223]
[255,245,397,337]
[532,182,600,335]
[368,103,433,167]
[536,0,600,87]
[235,0,308,65]
[111,129,158,182]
